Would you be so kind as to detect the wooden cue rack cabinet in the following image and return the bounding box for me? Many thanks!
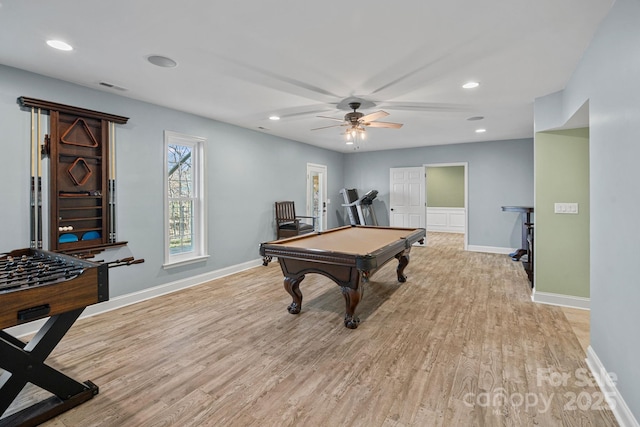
[19,97,129,252]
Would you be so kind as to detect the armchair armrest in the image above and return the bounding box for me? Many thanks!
[296,215,317,228]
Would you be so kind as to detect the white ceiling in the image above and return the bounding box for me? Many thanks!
[0,0,613,152]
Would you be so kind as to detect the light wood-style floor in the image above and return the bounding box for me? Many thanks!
[560,306,590,353]
[5,233,617,426]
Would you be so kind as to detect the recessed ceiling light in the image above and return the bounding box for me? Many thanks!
[147,55,177,68]
[463,81,480,89]
[269,116,280,121]
[475,128,487,133]
[46,40,73,51]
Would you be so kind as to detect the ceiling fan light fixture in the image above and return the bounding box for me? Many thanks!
[463,81,480,89]
[346,126,365,137]
[344,125,366,143]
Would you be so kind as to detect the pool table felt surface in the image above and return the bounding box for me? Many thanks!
[266,226,420,255]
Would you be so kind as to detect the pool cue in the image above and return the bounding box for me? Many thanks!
[37,108,43,249]
[109,122,116,243]
[30,108,36,249]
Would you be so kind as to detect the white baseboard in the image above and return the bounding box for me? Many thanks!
[467,245,515,255]
[532,290,590,310]
[586,346,640,427]
[6,258,265,338]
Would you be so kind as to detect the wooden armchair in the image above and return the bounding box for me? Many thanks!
[275,201,316,239]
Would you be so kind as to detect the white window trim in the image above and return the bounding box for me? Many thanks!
[163,130,208,269]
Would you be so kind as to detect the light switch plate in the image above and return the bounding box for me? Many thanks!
[554,202,579,214]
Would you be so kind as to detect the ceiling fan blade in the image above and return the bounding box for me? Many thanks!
[311,123,347,131]
[358,110,389,123]
[365,121,403,129]
[316,115,346,122]
[380,102,470,112]
[279,108,334,119]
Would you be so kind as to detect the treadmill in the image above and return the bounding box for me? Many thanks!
[339,188,378,226]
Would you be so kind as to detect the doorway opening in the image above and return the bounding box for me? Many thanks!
[306,163,327,231]
[424,162,468,251]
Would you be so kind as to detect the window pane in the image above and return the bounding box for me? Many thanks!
[164,131,206,267]
[168,199,194,254]
[167,144,193,198]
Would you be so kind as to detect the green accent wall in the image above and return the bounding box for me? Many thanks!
[535,128,589,298]
[426,166,465,207]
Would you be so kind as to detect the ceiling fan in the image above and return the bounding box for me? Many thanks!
[311,102,403,136]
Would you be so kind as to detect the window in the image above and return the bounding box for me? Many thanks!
[163,131,207,267]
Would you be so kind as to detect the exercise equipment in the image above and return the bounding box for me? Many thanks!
[340,188,379,226]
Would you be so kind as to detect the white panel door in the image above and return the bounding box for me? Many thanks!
[389,167,425,232]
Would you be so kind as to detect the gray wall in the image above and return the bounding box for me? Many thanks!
[0,65,344,298]
[535,0,640,418]
[343,139,534,249]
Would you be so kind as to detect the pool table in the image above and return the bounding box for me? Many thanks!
[260,225,425,329]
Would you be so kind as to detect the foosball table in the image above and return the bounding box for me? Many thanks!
[0,248,108,426]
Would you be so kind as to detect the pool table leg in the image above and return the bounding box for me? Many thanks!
[284,275,304,314]
[395,249,411,283]
[341,281,363,329]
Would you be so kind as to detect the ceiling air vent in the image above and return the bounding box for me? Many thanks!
[99,81,127,91]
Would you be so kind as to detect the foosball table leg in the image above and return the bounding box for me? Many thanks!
[0,308,100,426]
